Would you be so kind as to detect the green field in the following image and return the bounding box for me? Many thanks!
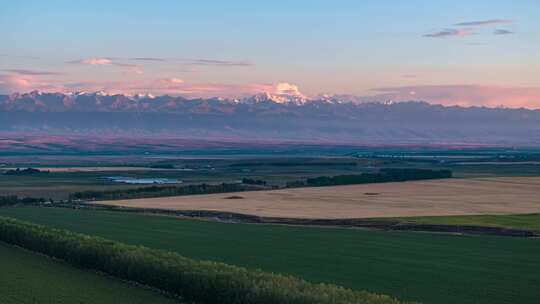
[397,214,540,231]
[0,242,178,304]
[0,157,367,199]
[3,152,540,200]
[1,206,539,304]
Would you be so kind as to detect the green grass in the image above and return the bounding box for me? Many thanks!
[0,242,179,304]
[1,217,406,304]
[396,214,540,231]
[0,161,364,199]
[1,206,539,304]
[450,164,540,178]
[2,154,539,199]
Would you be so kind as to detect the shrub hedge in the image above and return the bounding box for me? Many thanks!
[0,216,411,304]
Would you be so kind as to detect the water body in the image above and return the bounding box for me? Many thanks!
[105,176,182,185]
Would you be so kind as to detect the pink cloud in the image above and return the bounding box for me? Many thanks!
[76,58,113,65]
[124,66,144,75]
[0,72,272,97]
[165,78,184,84]
[5,74,538,109]
[58,78,278,98]
[0,74,64,93]
[70,58,143,75]
[369,85,540,109]
[273,82,303,96]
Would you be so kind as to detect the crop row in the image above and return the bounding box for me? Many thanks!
[0,216,410,304]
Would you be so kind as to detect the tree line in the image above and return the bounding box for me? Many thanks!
[0,196,46,207]
[70,168,452,201]
[287,168,452,187]
[70,182,261,201]
[230,162,358,167]
[4,167,48,175]
[0,216,408,304]
[241,177,267,185]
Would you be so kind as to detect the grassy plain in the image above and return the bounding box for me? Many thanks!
[1,206,539,304]
[0,156,367,199]
[397,213,540,230]
[1,151,540,200]
[0,242,179,304]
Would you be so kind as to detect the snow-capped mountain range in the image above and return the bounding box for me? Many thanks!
[1,91,539,146]
[0,90,317,111]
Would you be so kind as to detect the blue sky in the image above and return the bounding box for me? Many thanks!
[1,0,539,107]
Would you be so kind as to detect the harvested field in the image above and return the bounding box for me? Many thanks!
[98,177,540,219]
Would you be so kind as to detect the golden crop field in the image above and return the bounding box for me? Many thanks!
[98,177,540,219]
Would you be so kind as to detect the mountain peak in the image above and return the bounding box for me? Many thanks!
[242,92,306,105]
[240,82,309,105]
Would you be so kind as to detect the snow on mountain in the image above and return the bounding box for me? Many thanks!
[1,91,539,145]
[241,82,308,105]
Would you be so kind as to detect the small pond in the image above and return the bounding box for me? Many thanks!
[105,176,182,184]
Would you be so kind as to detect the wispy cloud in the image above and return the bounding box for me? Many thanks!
[60,79,264,98]
[70,58,113,65]
[425,18,514,39]
[0,74,64,93]
[366,84,540,109]
[124,66,144,75]
[69,58,143,75]
[454,19,512,27]
[19,78,296,99]
[127,57,253,67]
[3,69,62,76]
[0,54,40,59]
[423,28,474,38]
[187,59,253,67]
[130,57,166,62]
[175,67,199,73]
[494,29,514,35]
[113,62,136,67]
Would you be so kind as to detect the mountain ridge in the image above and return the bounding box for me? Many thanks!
[4,90,537,111]
[1,91,539,146]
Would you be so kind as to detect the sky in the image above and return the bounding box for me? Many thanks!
[1,0,539,108]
